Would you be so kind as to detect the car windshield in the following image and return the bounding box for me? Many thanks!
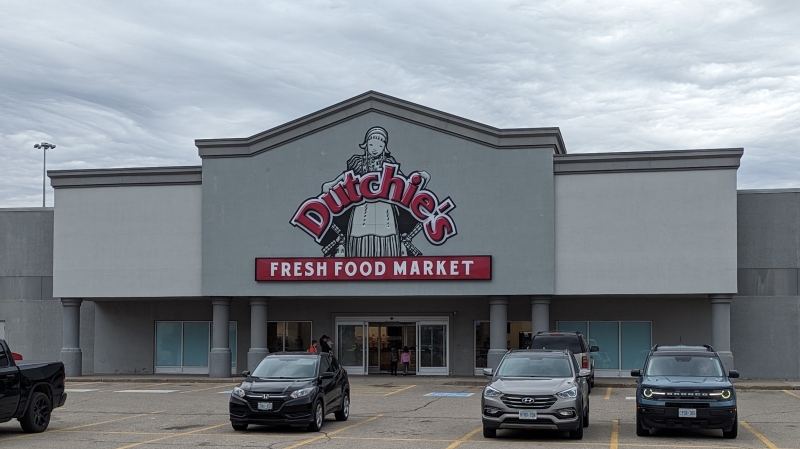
[497,356,573,378]
[529,336,583,354]
[251,357,318,379]
[645,355,724,377]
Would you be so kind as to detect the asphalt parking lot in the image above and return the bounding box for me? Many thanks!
[1,376,799,449]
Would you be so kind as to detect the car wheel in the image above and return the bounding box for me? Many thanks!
[335,392,350,421]
[569,411,584,439]
[636,412,649,437]
[307,400,324,432]
[231,422,248,431]
[19,392,51,433]
[482,426,496,438]
[722,417,738,439]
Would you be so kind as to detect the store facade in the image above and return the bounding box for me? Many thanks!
[6,92,747,378]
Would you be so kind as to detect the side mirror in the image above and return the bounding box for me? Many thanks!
[578,369,591,378]
[630,369,641,377]
[728,370,740,378]
[321,372,335,379]
[482,368,493,376]
[590,346,600,352]
[241,370,251,377]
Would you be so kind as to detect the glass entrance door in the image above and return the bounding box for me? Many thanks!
[367,322,416,374]
[418,321,448,375]
[337,321,367,375]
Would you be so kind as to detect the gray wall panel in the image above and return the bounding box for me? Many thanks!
[555,170,738,295]
[53,185,202,298]
[738,192,800,269]
[737,268,798,296]
[0,277,42,300]
[731,296,799,379]
[202,113,556,297]
[0,209,53,276]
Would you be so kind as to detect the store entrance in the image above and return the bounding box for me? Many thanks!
[368,322,416,374]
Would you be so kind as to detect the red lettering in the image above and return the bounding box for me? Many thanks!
[290,199,331,242]
[425,215,456,244]
[410,191,436,220]
[359,173,380,200]
[377,164,406,203]
[400,172,423,208]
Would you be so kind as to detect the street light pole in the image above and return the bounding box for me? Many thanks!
[33,142,56,207]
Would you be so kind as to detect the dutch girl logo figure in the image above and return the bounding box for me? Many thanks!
[291,126,458,257]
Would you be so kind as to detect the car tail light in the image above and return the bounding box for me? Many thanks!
[582,355,588,369]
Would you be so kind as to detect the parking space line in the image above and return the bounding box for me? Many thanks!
[384,384,416,396]
[99,382,167,392]
[783,389,800,400]
[741,419,778,449]
[0,410,166,443]
[610,419,618,449]
[282,414,383,449]
[604,387,612,400]
[444,425,481,449]
[178,383,238,394]
[114,422,228,449]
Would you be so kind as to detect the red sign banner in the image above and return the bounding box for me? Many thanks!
[256,256,492,281]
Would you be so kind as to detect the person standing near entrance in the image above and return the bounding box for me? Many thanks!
[390,347,399,376]
[320,335,332,354]
[308,340,319,353]
[401,346,411,376]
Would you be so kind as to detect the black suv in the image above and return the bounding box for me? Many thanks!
[528,331,599,393]
[631,345,739,438]
[229,352,350,432]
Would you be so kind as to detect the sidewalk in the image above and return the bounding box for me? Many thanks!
[65,374,800,390]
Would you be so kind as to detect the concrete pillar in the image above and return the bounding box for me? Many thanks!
[487,296,509,370]
[709,294,734,371]
[209,297,232,378]
[247,297,270,372]
[530,296,551,336]
[60,298,82,377]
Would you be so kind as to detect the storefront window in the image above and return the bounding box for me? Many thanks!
[155,321,237,373]
[474,321,532,368]
[267,321,312,352]
[554,320,652,371]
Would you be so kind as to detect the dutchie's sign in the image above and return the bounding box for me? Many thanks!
[256,125,492,281]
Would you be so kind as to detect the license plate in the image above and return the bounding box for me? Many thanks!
[519,410,537,420]
[678,408,696,418]
[258,402,273,411]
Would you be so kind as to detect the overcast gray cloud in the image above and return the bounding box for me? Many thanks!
[1,0,798,207]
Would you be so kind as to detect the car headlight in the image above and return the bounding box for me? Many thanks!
[709,389,732,399]
[556,386,578,399]
[232,387,246,398]
[483,386,502,398]
[642,388,653,398]
[290,387,316,399]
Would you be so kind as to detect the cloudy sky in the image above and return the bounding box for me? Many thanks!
[1,0,798,207]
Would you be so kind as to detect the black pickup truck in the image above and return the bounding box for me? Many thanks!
[0,339,67,433]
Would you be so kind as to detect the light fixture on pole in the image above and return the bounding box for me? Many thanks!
[34,142,56,207]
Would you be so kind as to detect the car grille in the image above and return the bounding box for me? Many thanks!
[501,395,557,409]
[665,402,711,408]
[655,390,720,401]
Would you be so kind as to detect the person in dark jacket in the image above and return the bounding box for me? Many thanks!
[319,335,332,354]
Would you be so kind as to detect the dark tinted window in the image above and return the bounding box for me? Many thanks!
[319,356,331,373]
[252,356,318,378]
[497,355,573,378]
[330,357,340,372]
[0,353,8,368]
[530,335,584,354]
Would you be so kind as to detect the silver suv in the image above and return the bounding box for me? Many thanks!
[481,349,590,440]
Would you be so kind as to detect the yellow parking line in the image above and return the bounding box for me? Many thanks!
[282,414,383,449]
[384,384,416,396]
[444,426,481,449]
[0,410,166,442]
[100,382,167,392]
[783,390,800,400]
[604,387,612,400]
[114,423,228,449]
[179,383,237,394]
[610,419,618,449]
[741,419,778,449]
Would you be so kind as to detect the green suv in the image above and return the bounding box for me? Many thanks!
[631,345,739,438]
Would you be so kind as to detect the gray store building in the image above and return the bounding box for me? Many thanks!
[1,92,797,379]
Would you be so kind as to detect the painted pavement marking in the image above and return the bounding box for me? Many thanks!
[64,388,99,393]
[604,387,612,400]
[741,419,779,449]
[114,422,228,449]
[424,392,474,397]
[444,425,482,449]
[0,410,166,443]
[114,389,178,394]
[783,389,800,400]
[610,419,619,449]
[282,414,383,449]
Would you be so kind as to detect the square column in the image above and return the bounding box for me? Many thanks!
[60,298,83,377]
[709,294,735,371]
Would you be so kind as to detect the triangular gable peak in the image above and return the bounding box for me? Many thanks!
[195,91,567,158]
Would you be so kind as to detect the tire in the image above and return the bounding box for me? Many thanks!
[722,417,738,439]
[307,400,324,432]
[636,413,649,437]
[482,426,496,438]
[19,392,52,433]
[569,412,584,439]
[335,392,350,421]
[231,422,248,431]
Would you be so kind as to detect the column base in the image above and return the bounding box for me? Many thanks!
[487,349,507,371]
[716,351,734,373]
[247,348,270,372]
[209,349,232,378]
[61,348,82,377]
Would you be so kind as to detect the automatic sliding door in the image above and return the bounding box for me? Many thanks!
[337,322,367,375]
[418,321,448,375]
